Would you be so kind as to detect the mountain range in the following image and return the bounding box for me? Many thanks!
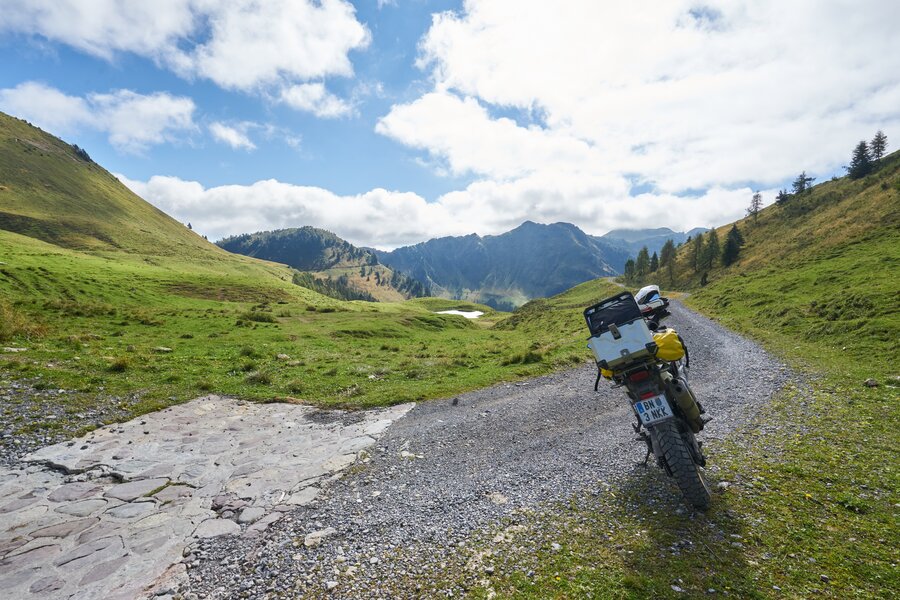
[217,227,430,302]
[374,221,626,310]
[599,227,709,257]
[374,223,710,309]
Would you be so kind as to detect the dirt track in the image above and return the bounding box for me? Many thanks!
[188,302,790,599]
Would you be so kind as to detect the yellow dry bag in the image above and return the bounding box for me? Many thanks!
[653,328,685,361]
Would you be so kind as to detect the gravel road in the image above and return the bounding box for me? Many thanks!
[186,303,790,599]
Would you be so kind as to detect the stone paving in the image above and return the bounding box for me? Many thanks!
[0,395,414,600]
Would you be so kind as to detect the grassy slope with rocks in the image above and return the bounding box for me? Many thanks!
[434,152,899,598]
[0,111,621,453]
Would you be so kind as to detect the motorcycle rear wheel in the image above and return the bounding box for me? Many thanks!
[653,420,711,510]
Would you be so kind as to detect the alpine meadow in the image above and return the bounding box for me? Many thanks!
[1,2,898,600]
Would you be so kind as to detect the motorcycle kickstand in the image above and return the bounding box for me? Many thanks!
[641,446,652,467]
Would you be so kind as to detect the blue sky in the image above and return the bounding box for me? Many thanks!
[1,1,467,197]
[1,1,898,248]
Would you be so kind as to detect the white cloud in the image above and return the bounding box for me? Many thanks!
[377,92,601,180]
[0,81,92,133]
[209,122,256,150]
[0,82,196,152]
[382,0,900,197]
[89,89,196,153]
[117,172,752,250]
[0,0,370,93]
[279,83,353,118]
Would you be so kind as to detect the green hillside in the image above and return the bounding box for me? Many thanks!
[0,112,622,444]
[683,149,899,374]
[0,112,219,256]
[466,150,900,598]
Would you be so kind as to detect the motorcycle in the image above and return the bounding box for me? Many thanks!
[584,285,711,510]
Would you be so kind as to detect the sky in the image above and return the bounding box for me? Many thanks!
[1,0,898,249]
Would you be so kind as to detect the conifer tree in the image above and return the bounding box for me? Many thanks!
[791,171,815,194]
[692,233,704,271]
[650,251,659,272]
[635,247,651,278]
[775,189,791,205]
[659,239,676,267]
[722,225,743,266]
[658,239,677,286]
[746,192,763,222]
[871,130,887,161]
[729,223,744,246]
[847,140,872,179]
[700,229,720,270]
[623,259,636,283]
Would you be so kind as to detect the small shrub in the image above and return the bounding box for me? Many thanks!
[245,370,272,385]
[501,350,544,366]
[286,380,304,393]
[239,346,259,358]
[196,379,213,392]
[0,301,46,341]
[239,311,277,323]
[131,310,162,326]
[239,360,257,372]
[108,357,128,372]
[180,333,194,339]
[339,384,362,398]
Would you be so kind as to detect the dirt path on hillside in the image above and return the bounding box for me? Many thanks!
[186,303,790,599]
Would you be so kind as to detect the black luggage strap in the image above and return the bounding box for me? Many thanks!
[677,334,690,369]
[594,369,602,391]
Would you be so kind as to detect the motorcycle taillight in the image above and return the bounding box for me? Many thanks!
[628,370,650,383]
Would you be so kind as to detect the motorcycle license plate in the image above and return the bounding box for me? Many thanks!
[635,394,673,425]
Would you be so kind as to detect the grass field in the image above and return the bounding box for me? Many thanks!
[0,227,620,439]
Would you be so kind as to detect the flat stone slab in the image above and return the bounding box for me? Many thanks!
[48,482,103,503]
[0,395,413,600]
[55,498,108,517]
[194,518,241,538]
[237,506,265,524]
[104,478,169,502]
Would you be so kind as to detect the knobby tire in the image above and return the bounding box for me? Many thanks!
[653,420,711,510]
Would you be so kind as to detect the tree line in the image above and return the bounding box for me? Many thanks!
[622,130,888,288]
[622,223,746,287]
[775,130,888,205]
